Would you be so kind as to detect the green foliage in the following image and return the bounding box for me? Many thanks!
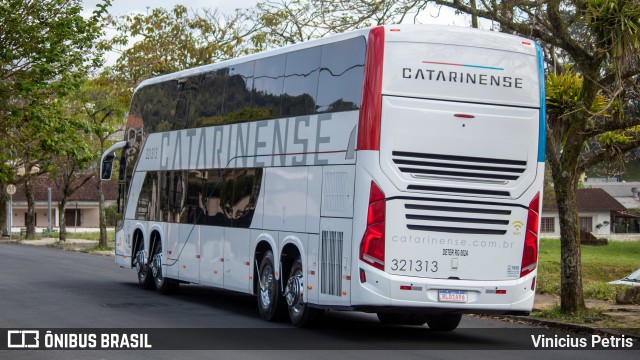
[537,239,640,301]
[105,204,117,226]
[546,70,609,115]
[104,5,264,95]
[546,71,584,114]
[586,0,640,70]
[531,304,609,324]
[0,0,111,182]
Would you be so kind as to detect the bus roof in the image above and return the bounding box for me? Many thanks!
[134,24,538,93]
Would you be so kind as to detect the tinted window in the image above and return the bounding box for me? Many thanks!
[317,37,366,112]
[193,69,228,128]
[224,62,254,123]
[158,170,185,223]
[136,172,159,221]
[219,169,236,226]
[202,169,232,226]
[175,76,201,130]
[232,168,263,228]
[252,55,285,120]
[138,81,180,133]
[282,47,321,117]
[181,170,205,224]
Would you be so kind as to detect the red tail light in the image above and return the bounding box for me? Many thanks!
[359,181,386,270]
[521,193,540,277]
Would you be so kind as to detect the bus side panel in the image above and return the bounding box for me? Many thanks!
[305,166,322,234]
[223,227,251,293]
[262,167,308,234]
[200,226,224,287]
[306,233,320,304]
[164,222,179,278]
[178,224,200,284]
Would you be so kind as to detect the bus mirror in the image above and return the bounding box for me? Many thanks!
[101,154,115,181]
[100,140,129,181]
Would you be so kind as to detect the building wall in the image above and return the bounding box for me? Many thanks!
[10,207,59,227]
[540,210,612,236]
[9,202,114,229]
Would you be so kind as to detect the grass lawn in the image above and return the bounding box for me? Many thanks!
[64,230,115,241]
[537,238,640,301]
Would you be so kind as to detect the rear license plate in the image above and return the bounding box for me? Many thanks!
[438,290,468,303]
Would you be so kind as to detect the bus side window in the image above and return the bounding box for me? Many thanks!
[232,168,263,228]
[252,55,285,120]
[282,46,321,117]
[136,172,159,221]
[175,76,202,129]
[203,169,228,227]
[181,170,205,224]
[224,62,255,123]
[193,69,228,128]
[317,37,366,113]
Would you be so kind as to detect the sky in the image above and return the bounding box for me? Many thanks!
[82,0,485,66]
[83,0,262,18]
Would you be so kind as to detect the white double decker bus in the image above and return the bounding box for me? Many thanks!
[101,24,545,330]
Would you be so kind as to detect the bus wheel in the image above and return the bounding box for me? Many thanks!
[377,313,427,325]
[134,243,154,289]
[151,241,178,294]
[257,251,286,321]
[284,259,324,328]
[425,314,462,331]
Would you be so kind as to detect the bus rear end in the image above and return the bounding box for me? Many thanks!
[353,25,545,319]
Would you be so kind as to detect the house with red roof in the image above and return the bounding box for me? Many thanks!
[8,177,117,230]
[541,188,631,236]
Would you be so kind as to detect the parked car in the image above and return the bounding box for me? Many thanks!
[609,268,640,286]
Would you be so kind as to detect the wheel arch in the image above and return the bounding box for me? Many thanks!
[148,224,163,256]
[280,236,305,294]
[130,226,146,267]
[252,233,277,295]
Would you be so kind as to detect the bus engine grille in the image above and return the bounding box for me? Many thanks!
[403,200,513,235]
[392,151,527,183]
[321,230,343,297]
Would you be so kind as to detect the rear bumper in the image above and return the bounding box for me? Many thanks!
[351,264,537,314]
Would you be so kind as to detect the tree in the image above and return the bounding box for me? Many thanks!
[0,0,112,238]
[253,0,421,45]
[74,76,126,247]
[105,5,265,93]
[256,0,640,313]
[428,0,640,314]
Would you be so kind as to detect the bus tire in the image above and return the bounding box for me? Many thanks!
[376,313,427,326]
[151,241,178,294]
[425,314,462,331]
[257,251,286,322]
[134,242,154,290]
[285,259,324,328]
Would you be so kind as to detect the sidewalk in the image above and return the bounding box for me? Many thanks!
[531,293,640,334]
[3,237,114,257]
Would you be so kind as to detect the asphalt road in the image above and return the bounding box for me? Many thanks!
[0,243,637,359]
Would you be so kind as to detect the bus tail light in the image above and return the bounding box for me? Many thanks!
[360,181,386,271]
[521,193,540,277]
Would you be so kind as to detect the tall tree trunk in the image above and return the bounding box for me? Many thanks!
[554,175,586,313]
[98,179,107,247]
[0,191,6,236]
[58,200,67,242]
[470,0,478,28]
[25,178,36,239]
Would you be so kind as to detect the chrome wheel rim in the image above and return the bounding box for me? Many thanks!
[285,269,304,316]
[260,264,274,308]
